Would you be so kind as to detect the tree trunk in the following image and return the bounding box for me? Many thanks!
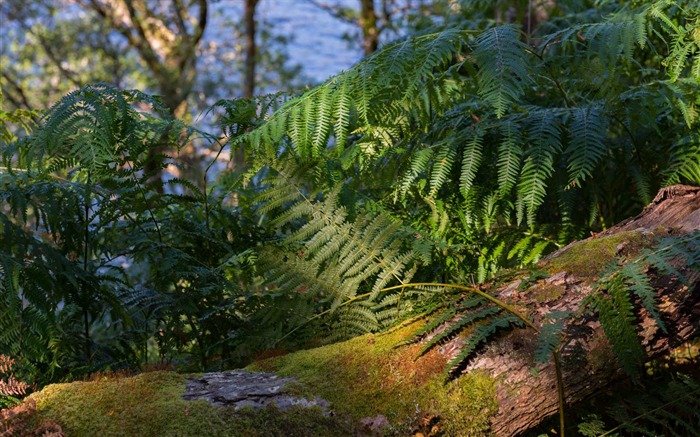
[446,185,700,436]
[230,0,258,176]
[359,0,379,56]
[243,0,258,100]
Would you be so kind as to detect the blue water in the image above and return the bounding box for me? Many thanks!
[207,0,362,87]
[259,0,362,82]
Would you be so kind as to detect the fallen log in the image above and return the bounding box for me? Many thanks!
[24,186,697,436]
[460,185,700,436]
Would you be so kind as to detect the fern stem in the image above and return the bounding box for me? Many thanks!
[553,349,566,437]
[0,167,29,173]
[203,137,228,232]
[83,171,92,371]
[381,283,539,332]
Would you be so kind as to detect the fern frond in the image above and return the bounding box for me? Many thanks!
[664,133,700,185]
[417,305,499,359]
[594,273,646,381]
[256,161,420,337]
[534,311,570,363]
[620,262,665,332]
[237,29,468,161]
[429,141,458,196]
[27,84,176,175]
[516,108,563,225]
[444,313,522,378]
[459,128,485,197]
[473,25,530,118]
[497,120,523,195]
[566,106,608,185]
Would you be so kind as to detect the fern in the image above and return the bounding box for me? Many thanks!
[665,133,700,185]
[473,25,531,118]
[590,231,699,381]
[497,120,523,195]
[578,375,700,437]
[26,84,180,175]
[237,28,468,161]
[620,262,665,333]
[417,303,499,358]
[594,270,648,381]
[534,311,570,363]
[444,312,523,378]
[566,106,608,185]
[459,127,485,197]
[517,108,562,225]
[255,159,420,337]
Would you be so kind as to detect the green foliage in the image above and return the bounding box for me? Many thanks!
[576,373,700,437]
[473,25,530,118]
[1,85,265,381]
[590,231,699,381]
[593,272,647,380]
[255,159,420,340]
[1,5,699,437]
[534,311,569,363]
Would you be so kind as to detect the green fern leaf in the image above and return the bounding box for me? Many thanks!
[459,128,485,197]
[473,25,530,118]
[444,313,521,378]
[566,106,608,185]
[497,120,523,195]
[594,275,646,381]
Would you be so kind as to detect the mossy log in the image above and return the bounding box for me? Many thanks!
[23,186,698,437]
[464,185,700,436]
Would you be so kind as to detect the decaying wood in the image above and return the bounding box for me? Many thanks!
[455,185,699,437]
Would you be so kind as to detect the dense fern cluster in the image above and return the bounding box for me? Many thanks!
[1,86,264,380]
[1,2,699,434]
[230,0,699,338]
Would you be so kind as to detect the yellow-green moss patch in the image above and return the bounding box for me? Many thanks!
[29,371,352,436]
[543,231,654,278]
[27,323,499,436]
[248,322,498,436]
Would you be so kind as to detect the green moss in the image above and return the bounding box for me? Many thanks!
[27,322,499,436]
[424,372,498,436]
[248,322,498,436]
[543,231,654,278]
[529,283,566,303]
[29,371,351,436]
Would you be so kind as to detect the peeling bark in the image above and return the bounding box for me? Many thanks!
[453,185,699,437]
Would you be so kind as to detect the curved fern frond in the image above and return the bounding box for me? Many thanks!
[27,84,178,175]
[237,29,468,161]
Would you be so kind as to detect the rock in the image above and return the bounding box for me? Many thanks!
[182,369,330,412]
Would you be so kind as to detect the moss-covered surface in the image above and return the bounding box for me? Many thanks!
[542,231,655,278]
[29,371,354,436]
[248,321,498,436]
[26,322,498,436]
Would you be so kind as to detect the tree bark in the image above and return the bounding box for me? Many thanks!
[359,0,379,56]
[77,0,208,191]
[443,185,700,436]
[243,0,258,100]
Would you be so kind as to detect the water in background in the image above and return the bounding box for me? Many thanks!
[258,0,362,83]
